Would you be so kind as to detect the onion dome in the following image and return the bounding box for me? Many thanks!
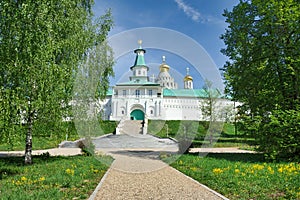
[159,56,170,72]
[184,75,193,81]
[184,67,193,81]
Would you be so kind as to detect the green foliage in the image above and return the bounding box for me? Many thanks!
[0,155,111,199]
[0,120,118,151]
[81,137,96,156]
[256,109,300,161]
[99,120,118,135]
[169,154,300,200]
[221,0,300,160]
[0,1,114,164]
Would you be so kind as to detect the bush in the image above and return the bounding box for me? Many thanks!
[257,109,300,161]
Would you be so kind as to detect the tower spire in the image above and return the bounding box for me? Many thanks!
[132,40,146,67]
[129,40,149,82]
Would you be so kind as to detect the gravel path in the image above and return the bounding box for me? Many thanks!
[91,153,228,200]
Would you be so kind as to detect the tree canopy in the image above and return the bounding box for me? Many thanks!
[221,0,300,160]
[0,0,114,164]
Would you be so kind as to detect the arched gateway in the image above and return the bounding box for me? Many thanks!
[130,109,144,120]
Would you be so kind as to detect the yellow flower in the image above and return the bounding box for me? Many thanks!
[278,167,283,173]
[252,164,264,170]
[235,169,240,173]
[267,166,274,174]
[39,177,46,181]
[179,160,183,165]
[190,167,197,172]
[213,168,223,174]
[93,169,99,173]
[65,168,75,175]
[21,176,27,181]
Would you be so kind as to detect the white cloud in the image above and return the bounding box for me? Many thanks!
[174,0,202,22]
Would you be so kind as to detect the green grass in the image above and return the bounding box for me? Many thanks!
[0,155,112,200]
[0,120,117,151]
[166,153,300,200]
[148,120,256,148]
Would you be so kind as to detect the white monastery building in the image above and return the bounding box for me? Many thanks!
[99,41,236,122]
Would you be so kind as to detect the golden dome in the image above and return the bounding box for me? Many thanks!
[160,63,170,72]
[159,55,170,72]
[184,75,193,81]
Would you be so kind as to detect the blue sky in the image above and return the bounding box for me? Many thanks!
[93,0,239,89]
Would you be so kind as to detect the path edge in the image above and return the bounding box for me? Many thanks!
[169,166,230,200]
[88,167,112,200]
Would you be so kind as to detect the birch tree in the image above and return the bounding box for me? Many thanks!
[0,1,113,164]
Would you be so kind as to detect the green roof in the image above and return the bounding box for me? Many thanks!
[106,89,113,95]
[133,48,146,66]
[163,89,221,98]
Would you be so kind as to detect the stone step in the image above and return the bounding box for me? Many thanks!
[120,120,143,135]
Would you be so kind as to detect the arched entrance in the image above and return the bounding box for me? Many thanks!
[130,109,144,120]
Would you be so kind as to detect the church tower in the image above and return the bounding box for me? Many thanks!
[156,56,178,89]
[129,40,149,83]
[184,67,193,89]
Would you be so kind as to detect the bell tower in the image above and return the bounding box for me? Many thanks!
[129,40,149,83]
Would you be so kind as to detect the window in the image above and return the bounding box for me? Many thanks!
[148,89,152,97]
[138,70,141,75]
[122,90,126,97]
[135,90,140,98]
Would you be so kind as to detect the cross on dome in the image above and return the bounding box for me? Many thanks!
[138,39,142,48]
[186,67,190,75]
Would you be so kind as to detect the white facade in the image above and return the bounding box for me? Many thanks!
[99,42,237,122]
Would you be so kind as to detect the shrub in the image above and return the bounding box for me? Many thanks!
[257,108,300,161]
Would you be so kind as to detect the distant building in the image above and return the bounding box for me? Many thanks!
[99,41,236,122]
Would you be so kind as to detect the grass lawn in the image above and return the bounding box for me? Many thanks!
[0,155,112,200]
[148,120,256,149]
[0,120,117,151]
[166,153,300,200]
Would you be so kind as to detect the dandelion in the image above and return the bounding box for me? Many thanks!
[39,177,46,181]
[235,169,240,173]
[267,166,274,174]
[15,180,21,185]
[278,167,283,173]
[213,168,223,174]
[65,168,75,176]
[93,169,99,173]
[252,164,264,170]
[190,167,197,172]
[21,176,27,181]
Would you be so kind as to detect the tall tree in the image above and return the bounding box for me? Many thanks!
[200,80,223,145]
[0,1,113,164]
[221,0,300,159]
